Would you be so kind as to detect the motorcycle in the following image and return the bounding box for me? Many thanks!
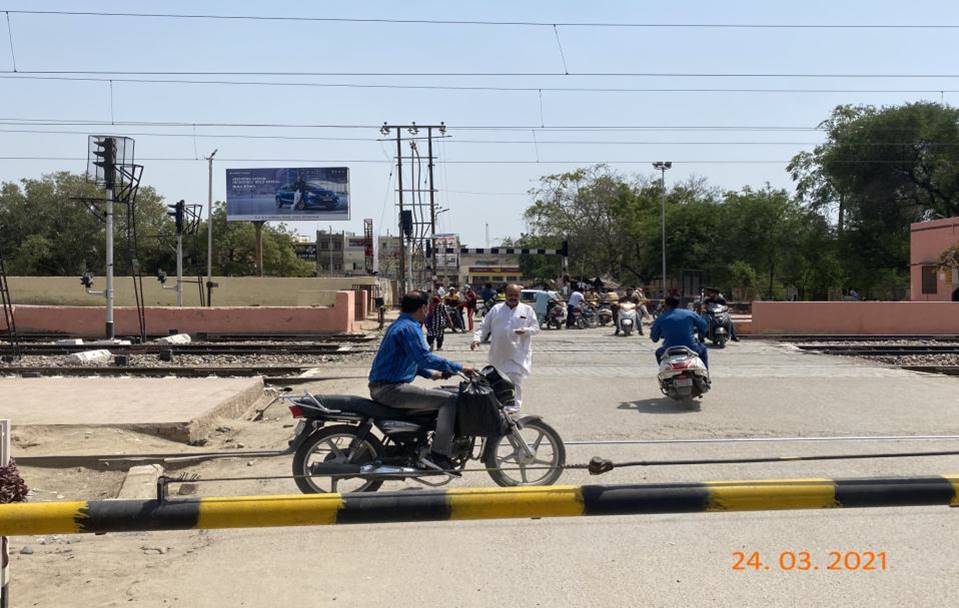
[445,303,465,333]
[702,302,731,348]
[616,301,641,336]
[657,346,711,402]
[597,304,613,326]
[571,304,599,329]
[545,299,567,330]
[282,372,566,493]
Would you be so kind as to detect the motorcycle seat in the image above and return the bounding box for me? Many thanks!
[664,345,697,358]
[313,394,437,420]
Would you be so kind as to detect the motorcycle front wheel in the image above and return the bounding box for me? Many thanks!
[292,425,384,494]
[485,418,566,487]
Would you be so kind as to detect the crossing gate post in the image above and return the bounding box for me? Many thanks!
[1,419,10,608]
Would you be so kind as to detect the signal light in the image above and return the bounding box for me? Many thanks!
[167,200,186,234]
[288,404,304,418]
[92,137,117,189]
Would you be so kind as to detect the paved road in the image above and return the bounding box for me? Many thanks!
[10,328,959,607]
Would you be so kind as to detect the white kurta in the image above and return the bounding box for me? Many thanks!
[474,302,540,377]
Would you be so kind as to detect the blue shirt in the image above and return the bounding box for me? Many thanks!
[650,308,707,349]
[369,313,463,383]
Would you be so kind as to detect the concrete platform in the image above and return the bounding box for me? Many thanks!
[1,376,264,444]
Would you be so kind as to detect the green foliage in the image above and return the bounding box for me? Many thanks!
[789,102,959,298]
[0,172,313,277]
[523,166,840,300]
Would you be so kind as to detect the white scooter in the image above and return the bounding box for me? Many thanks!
[657,346,711,401]
[616,301,641,336]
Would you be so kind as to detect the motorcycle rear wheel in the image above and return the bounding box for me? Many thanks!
[292,425,384,494]
[485,418,566,487]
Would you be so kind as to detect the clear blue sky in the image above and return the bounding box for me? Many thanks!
[1,0,958,246]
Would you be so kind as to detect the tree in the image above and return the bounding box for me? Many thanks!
[789,102,959,298]
[0,172,313,278]
[196,203,315,277]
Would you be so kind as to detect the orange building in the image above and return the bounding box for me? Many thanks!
[910,216,959,301]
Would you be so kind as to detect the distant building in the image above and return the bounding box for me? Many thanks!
[910,216,959,301]
[459,249,521,287]
[315,230,370,276]
[377,234,403,280]
[432,233,460,286]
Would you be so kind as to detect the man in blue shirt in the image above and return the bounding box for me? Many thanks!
[369,290,475,468]
[650,295,709,368]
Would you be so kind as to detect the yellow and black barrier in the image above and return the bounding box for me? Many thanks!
[2,475,958,536]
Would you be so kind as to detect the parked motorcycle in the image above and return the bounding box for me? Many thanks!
[283,372,566,493]
[702,302,731,348]
[597,304,613,327]
[657,346,711,402]
[570,304,599,329]
[545,299,567,330]
[616,301,641,336]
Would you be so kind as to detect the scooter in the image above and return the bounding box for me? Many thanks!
[702,301,731,348]
[616,301,641,336]
[657,346,711,402]
[597,304,613,326]
[545,299,567,330]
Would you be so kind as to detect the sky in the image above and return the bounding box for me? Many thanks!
[2,1,959,246]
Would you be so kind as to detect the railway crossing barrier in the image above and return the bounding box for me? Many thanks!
[1,475,958,537]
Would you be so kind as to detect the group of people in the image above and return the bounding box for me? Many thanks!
[368,284,538,470]
[424,282,480,351]
[367,279,740,470]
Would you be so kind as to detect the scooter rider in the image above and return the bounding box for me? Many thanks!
[703,287,739,342]
[650,295,709,368]
[368,290,475,470]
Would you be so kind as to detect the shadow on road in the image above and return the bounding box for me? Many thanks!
[617,398,701,414]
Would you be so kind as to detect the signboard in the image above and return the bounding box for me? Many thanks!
[226,167,350,221]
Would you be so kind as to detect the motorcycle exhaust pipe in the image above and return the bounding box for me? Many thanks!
[308,463,430,478]
[308,462,364,476]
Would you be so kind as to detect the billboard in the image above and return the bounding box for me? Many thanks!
[225,167,350,221]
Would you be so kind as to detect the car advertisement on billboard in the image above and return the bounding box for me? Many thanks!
[225,167,350,221]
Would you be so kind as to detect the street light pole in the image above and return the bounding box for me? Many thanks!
[205,148,218,306]
[652,161,672,297]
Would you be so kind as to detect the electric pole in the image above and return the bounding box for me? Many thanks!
[205,149,217,306]
[652,161,672,296]
[380,122,446,294]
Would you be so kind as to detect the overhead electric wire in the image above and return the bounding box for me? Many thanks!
[7,69,959,79]
[7,10,959,29]
[0,156,942,165]
[5,126,959,147]
[2,73,956,95]
[0,118,839,131]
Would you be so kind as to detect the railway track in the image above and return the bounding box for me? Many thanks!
[0,342,375,356]
[0,332,377,344]
[795,344,959,356]
[0,365,311,378]
[745,334,959,342]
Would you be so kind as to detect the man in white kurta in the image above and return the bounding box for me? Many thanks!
[470,284,540,410]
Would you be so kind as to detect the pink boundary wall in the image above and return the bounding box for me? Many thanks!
[13,291,357,336]
[752,301,959,335]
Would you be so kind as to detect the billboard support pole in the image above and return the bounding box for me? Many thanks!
[253,221,265,277]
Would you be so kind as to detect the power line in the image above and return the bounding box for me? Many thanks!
[0,156,942,165]
[0,118,828,131]
[7,10,959,29]
[2,74,954,95]
[5,127,959,146]
[8,69,959,78]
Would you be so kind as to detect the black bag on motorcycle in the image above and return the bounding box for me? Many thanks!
[479,365,516,408]
[455,378,509,437]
